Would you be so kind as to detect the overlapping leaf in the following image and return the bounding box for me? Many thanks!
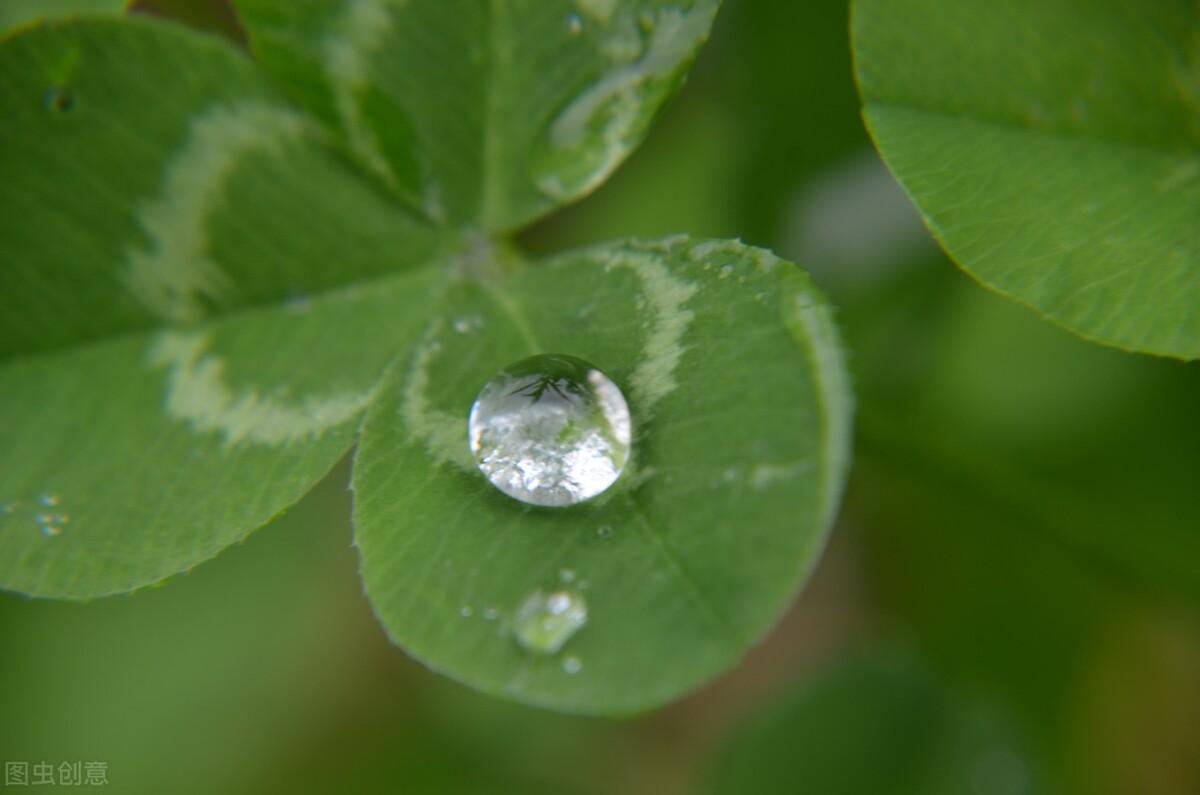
[233,0,720,230]
[0,17,447,597]
[853,0,1200,358]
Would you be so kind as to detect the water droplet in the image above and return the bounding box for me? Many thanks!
[559,568,576,583]
[566,13,583,35]
[0,503,14,515]
[562,656,583,674]
[468,354,632,507]
[43,87,75,113]
[514,589,587,654]
[597,525,613,538]
[453,314,484,334]
[36,512,67,537]
[484,607,499,621]
[460,605,473,618]
[38,493,60,507]
[718,264,734,279]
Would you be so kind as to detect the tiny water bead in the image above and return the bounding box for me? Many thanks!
[468,354,632,507]
[514,589,588,654]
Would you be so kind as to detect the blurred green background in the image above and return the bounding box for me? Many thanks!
[3,1,1198,792]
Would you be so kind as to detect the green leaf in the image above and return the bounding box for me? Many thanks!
[708,650,1034,795]
[852,0,1200,359]
[0,0,128,36]
[0,18,447,597]
[232,0,721,231]
[352,237,853,714]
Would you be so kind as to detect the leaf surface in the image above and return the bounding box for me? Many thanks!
[353,237,852,713]
[853,0,1200,358]
[0,18,446,597]
[233,0,720,231]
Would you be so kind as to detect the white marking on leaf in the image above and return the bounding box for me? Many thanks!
[749,461,813,492]
[401,322,474,469]
[148,331,374,446]
[537,4,715,198]
[324,0,403,191]
[602,249,699,413]
[575,0,617,24]
[125,103,307,323]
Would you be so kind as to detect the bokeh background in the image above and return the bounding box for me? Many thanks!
[3,1,1199,792]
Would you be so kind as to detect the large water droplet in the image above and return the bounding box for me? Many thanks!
[514,588,588,654]
[468,354,632,507]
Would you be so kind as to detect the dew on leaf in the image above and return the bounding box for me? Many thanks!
[37,493,60,507]
[460,605,473,618]
[452,314,483,334]
[468,354,631,507]
[36,512,68,537]
[566,13,583,35]
[559,568,577,583]
[562,656,583,674]
[483,607,499,621]
[597,525,613,538]
[514,589,588,654]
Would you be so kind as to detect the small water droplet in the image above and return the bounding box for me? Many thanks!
[514,589,587,654]
[36,511,67,537]
[43,87,75,113]
[0,503,14,515]
[469,354,632,507]
[597,525,613,538]
[453,314,483,334]
[460,605,473,618]
[718,264,734,279]
[484,607,499,621]
[38,493,60,507]
[559,568,576,583]
[562,656,583,674]
[566,12,583,35]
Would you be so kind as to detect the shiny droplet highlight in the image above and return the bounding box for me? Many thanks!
[468,354,632,507]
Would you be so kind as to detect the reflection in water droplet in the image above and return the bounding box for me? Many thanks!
[468,354,632,507]
[562,656,583,674]
[514,589,587,654]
